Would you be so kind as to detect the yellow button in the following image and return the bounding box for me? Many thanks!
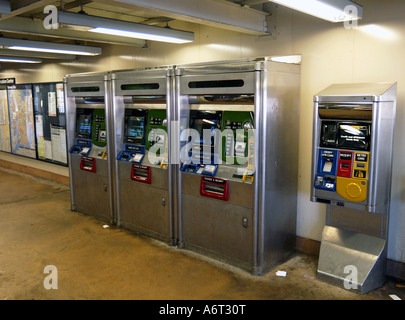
[346,183,362,198]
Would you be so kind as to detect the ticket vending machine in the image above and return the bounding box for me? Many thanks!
[311,83,397,293]
[112,67,175,244]
[176,57,301,274]
[65,72,115,223]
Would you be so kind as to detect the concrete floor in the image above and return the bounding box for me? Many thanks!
[0,167,403,301]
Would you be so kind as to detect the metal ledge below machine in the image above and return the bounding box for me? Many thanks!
[317,225,387,294]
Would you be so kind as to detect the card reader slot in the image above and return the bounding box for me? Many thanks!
[130,164,151,184]
[132,168,148,178]
[80,156,96,173]
[204,184,225,195]
[200,177,229,201]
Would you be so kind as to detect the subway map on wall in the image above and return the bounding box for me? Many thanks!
[7,84,36,158]
[0,89,11,152]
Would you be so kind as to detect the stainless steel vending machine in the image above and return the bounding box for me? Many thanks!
[176,57,301,274]
[65,72,115,223]
[311,82,397,293]
[112,67,175,244]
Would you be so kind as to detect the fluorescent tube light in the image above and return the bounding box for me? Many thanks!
[8,46,97,56]
[89,27,192,44]
[0,37,101,56]
[0,56,42,63]
[0,49,76,60]
[269,0,363,22]
[58,11,194,44]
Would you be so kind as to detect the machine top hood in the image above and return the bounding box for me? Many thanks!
[315,82,397,102]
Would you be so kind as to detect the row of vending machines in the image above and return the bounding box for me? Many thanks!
[64,57,397,293]
[65,57,301,276]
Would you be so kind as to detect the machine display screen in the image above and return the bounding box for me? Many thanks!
[190,111,221,146]
[77,114,92,138]
[126,116,145,139]
[193,118,218,145]
[337,123,370,151]
[320,121,370,151]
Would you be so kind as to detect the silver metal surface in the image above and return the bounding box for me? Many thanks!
[176,57,301,274]
[315,82,396,102]
[256,59,301,273]
[117,161,171,242]
[317,226,386,294]
[64,72,115,223]
[112,67,175,245]
[105,78,116,223]
[179,71,256,95]
[318,104,372,120]
[70,154,112,221]
[0,16,147,47]
[114,0,269,35]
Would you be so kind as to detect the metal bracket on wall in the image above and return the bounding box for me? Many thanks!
[261,3,279,40]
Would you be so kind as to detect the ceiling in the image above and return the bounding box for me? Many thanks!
[0,0,273,61]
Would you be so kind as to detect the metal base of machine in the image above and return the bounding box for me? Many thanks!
[119,221,174,246]
[317,226,387,294]
[178,241,295,276]
[179,241,256,274]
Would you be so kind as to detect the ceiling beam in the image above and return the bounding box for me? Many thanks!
[61,0,93,11]
[1,0,56,21]
[236,0,269,5]
[0,16,147,47]
[110,0,269,35]
[0,0,11,14]
[31,0,94,17]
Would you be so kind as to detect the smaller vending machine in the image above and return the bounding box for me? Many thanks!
[65,72,115,223]
[311,82,397,293]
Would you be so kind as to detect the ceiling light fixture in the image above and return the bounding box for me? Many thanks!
[0,56,42,63]
[0,37,102,56]
[58,11,194,44]
[269,0,363,22]
[0,49,76,60]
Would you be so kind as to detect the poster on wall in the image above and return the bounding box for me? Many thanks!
[51,125,67,164]
[48,91,57,117]
[56,83,65,113]
[0,88,11,152]
[7,84,36,158]
[35,114,45,159]
[33,82,67,165]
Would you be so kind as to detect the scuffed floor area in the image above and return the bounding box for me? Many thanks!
[0,167,403,301]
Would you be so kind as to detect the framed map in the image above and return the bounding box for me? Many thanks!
[7,84,36,158]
